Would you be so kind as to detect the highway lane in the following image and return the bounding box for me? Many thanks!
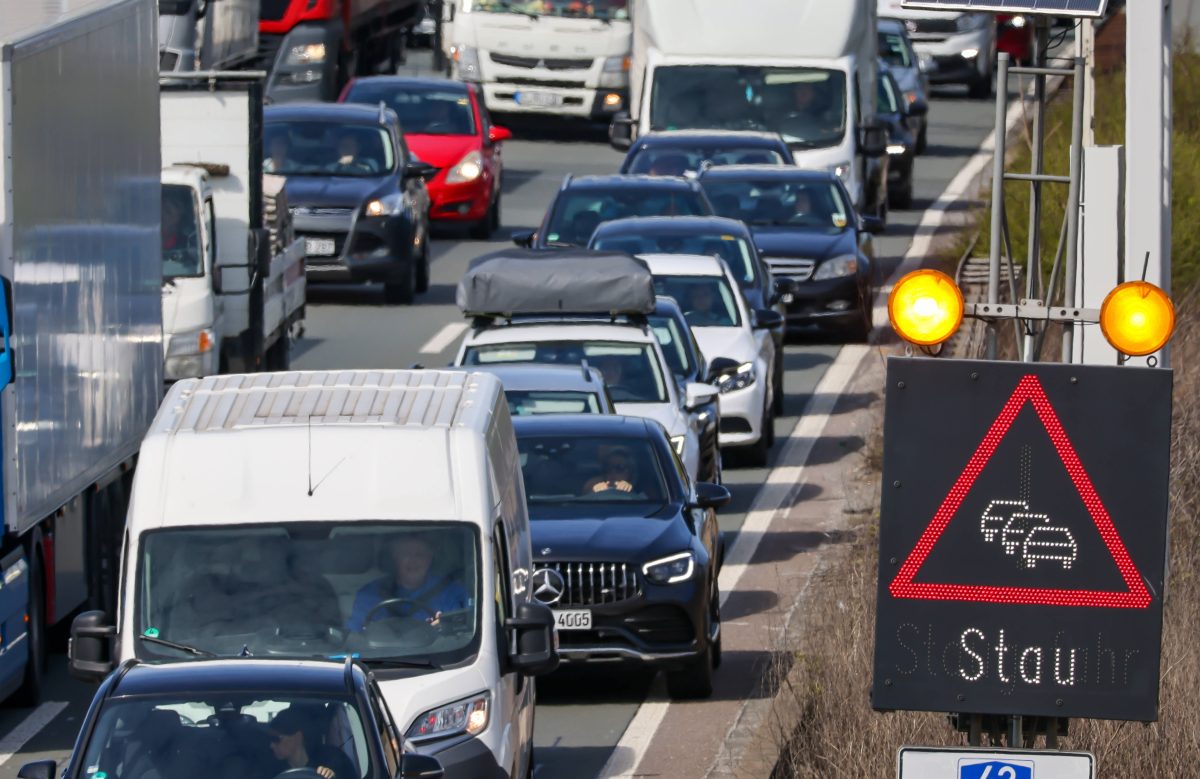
[0,58,1015,779]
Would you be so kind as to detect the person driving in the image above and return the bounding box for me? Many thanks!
[346,534,468,632]
[162,190,199,262]
[790,187,815,222]
[593,355,626,395]
[777,79,841,139]
[647,153,690,177]
[581,446,638,495]
[264,133,290,173]
[268,708,356,779]
[328,131,372,174]
[685,284,726,326]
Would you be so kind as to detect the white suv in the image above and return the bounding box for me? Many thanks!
[456,319,714,482]
[638,253,780,468]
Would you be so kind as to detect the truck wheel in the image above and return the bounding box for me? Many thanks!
[12,552,45,707]
[383,267,416,305]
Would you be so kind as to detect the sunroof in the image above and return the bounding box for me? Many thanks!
[900,0,1109,17]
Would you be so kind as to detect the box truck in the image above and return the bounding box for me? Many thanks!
[0,0,163,703]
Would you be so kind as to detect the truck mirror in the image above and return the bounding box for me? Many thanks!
[504,602,559,676]
[608,113,635,151]
[68,610,115,682]
[859,124,888,158]
[211,265,223,295]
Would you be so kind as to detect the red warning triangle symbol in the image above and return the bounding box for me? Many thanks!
[889,374,1151,609]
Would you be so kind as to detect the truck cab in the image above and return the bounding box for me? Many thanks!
[161,165,221,382]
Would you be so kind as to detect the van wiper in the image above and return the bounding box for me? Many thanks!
[359,655,437,669]
[138,634,217,658]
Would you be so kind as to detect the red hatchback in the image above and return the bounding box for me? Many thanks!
[339,77,512,239]
[997,14,1035,64]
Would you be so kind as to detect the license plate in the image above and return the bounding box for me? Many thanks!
[305,238,335,256]
[553,609,592,631]
[515,90,564,108]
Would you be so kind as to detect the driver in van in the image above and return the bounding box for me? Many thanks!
[162,190,198,256]
[346,534,468,632]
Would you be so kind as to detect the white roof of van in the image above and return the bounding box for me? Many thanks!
[638,253,727,278]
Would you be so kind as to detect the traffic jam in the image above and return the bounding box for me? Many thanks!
[0,1,1109,778]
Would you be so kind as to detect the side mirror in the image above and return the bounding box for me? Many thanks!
[608,112,635,151]
[511,230,535,249]
[405,160,440,181]
[907,98,929,118]
[858,123,888,158]
[753,309,785,331]
[399,753,444,779]
[68,610,115,682]
[17,761,56,779]
[860,214,886,235]
[488,125,513,144]
[504,601,559,676]
[706,356,740,383]
[693,481,732,510]
[211,264,223,295]
[685,381,718,411]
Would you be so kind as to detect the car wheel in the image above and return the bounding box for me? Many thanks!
[915,124,928,155]
[710,580,723,670]
[849,298,873,343]
[491,192,503,232]
[742,407,771,468]
[666,643,714,700]
[772,358,784,416]
[383,265,416,305]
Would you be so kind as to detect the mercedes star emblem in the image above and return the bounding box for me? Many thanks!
[531,568,565,606]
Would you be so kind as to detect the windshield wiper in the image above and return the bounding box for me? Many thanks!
[138,634,217,658]
[358,655,437,669]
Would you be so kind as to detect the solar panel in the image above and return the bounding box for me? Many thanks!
[900,0,1109,17]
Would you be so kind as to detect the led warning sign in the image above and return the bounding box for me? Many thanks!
[872,358,1172,722]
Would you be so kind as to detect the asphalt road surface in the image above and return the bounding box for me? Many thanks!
[0,47,1038,779]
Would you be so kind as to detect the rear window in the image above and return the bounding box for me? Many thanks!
[647,314,694,378]
[462,340,668,404]
[506,390,603,415]
[592,230,757,285]
[653,276,741,328]
[545,188,710,246]
[627,146,787,176]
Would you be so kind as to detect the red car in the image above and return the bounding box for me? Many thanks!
[339,77,512,239]
[997,14,1035,64]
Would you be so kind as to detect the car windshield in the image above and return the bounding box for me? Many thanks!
[592,230,757,285]
[544,188,710,246]
[79,694,376,779]
[344,85,476,136]
[650,66,848,149]
[626,146,787,176]
[136,523,479,667]
[647,314,695,378]
[653,276,741,328]
[518,434,670,509]
[507,389,603,415]
[702,178,850,232]
[879,31,915,68]
[264,121,396,177]
[469,0,629,21]
[162,184,203,279]
[462,341,668,404]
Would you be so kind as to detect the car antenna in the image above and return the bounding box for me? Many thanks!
[307,414,348,497]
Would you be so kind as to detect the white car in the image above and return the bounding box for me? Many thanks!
[455,319,714,482]
[638,253,781,467]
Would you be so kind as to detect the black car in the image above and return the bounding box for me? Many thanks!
[648,296,720,483]
[877,64,926,210]
[513,175,714,250]
[699,165,877,341]
[514,414,731,699]
[38,658,442,779]
[264,102,437,304]
[617,130,796,176]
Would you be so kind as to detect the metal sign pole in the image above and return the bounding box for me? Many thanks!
[1060,57,1087,364]
[986,54,1012,361]
[1023,18,1051,363]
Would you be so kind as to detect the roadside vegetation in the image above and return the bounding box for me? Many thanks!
[771,22,1200,778]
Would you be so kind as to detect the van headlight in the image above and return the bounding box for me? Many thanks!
[365,194,406,217]
[714,362,756,394]
[643,552,695,584]
[813,255,859,281]
[669,435,686,457]
[407,692,490,743]
[446,150,484,184]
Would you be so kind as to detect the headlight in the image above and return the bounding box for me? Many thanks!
[407,693,490,743]
[887,143,908,156]
[364,194,406,217]
[812,255,859,281]
[286,43,326,65]
[446,150,484,184]
[961,48,980,60]
[642,552,695,585]
[828,162,852,185]
[166,327,215,357]
[453,45,482,82]
[1009,15,1027,28]
[599,55,630,88]
[669,435,686,457]
[714,362,756,394]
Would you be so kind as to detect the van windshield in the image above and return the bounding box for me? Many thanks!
[650,66,848,149]
[136,523,480,669]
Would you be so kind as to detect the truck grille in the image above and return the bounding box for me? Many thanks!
[490,53,594,70]
[261,0,292,22]
[496,76,587,89]
[765,257,816,281]
[539,561,641,606]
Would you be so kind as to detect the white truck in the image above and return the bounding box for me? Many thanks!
[158,0,259,72]
[160,72,306,380]
[442,0,633,120]
[0,0,163,704]
[610,0,890,223]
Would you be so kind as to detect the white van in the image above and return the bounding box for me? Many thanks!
[68,370,557,779]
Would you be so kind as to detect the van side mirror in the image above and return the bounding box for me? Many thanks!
[693,481,732,510]
[511,230,535,249]
[504,602,559,676]
[17,761,56,779]
[399,753,444,779]
[608,112,635,151]
[68,610,116,682]
[211,264,224,295]
[858,123,888,157]
[685,382,717,411]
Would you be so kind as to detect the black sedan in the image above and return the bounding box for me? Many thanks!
[514,414,731,699]
[513,175,713,250]
[699,165,877,341]
[617,130,795,175]
[264,102,437,304]
[36,658,442,779]
[878,63,927,210]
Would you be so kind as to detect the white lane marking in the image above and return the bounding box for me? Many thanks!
[0,702,69,767]
[419,322,469,355]
[596,702,671,779]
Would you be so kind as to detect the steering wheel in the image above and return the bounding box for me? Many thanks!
[363,597,437,625]
[272,769,323,779]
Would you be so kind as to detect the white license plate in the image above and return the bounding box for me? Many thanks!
[515,90,564,108]
[553,609,592,631]
[305,238,336,256]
